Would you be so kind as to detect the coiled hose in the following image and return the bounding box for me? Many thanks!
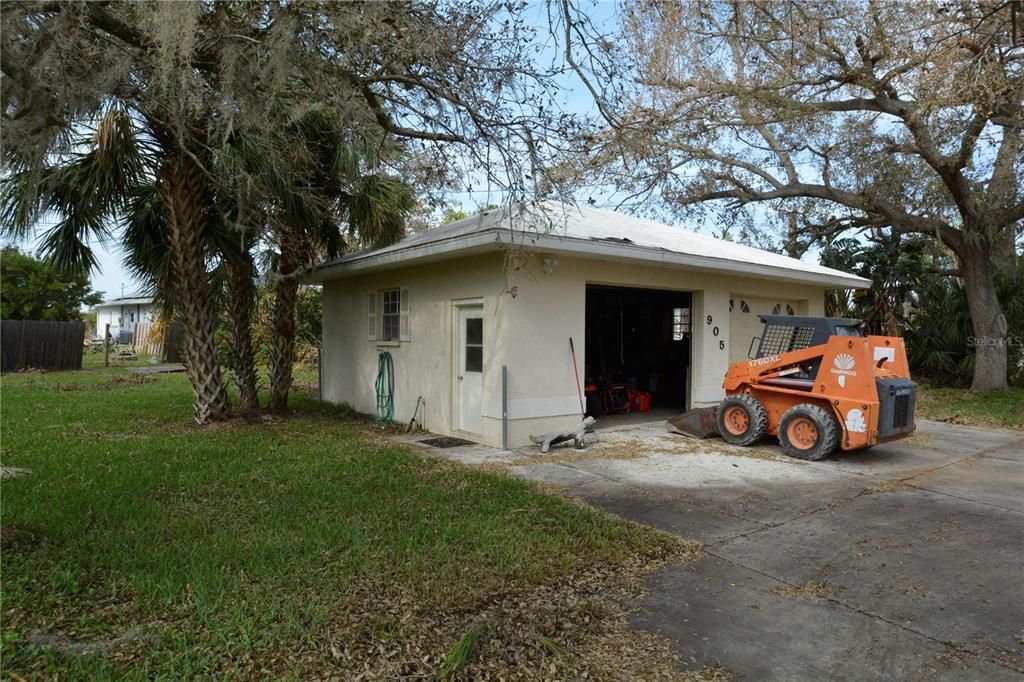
[375,351,395,422]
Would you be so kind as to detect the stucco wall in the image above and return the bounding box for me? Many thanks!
[501,254,827,415]
[321,253,512,446]
[320,250,829,448]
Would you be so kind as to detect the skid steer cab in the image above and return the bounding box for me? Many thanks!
[682,316,916,460]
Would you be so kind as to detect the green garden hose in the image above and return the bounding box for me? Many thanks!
[375,350,395,422]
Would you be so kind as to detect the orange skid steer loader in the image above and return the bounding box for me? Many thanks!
[669,316,917,460]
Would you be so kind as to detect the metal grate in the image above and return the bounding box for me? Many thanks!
[419,436,475,449]
[893,395,910,428]
[759,324,816,356]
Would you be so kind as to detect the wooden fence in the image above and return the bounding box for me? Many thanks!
[1,320,86,372]
[131,321,185,363]
[132,322,163,356]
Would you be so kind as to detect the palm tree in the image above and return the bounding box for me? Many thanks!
[222,244,261,411]
[2,111,236,423]
[156,153,232,422]
[223,108,414,412]
[4,106,415,416]
[266,174,413,412]
[86,154,261,412]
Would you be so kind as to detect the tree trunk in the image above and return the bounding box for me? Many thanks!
[268,232,299,412]
[226,254,260,410]
[960,243,1009,393]
[159,155,231,424]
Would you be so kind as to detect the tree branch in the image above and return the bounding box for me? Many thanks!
[955,108,991,170]
[357,83,466,144]
[560,0,620,128]
[985,118,1022,223]
[679,178,966,254]
[80,3,152,50]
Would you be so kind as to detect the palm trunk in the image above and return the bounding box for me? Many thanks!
[268,232,299,412]
[961,243,1009,393]
[226,254,259,410]
[159,155,231,424]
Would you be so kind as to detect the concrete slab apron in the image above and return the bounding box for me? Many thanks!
[631,555,1022,682]
[707,488,1024,676]
[506,422,1024,680]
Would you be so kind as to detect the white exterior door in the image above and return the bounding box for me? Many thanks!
[455,305,484,433]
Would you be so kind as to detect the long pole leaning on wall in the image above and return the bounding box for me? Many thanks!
[501,365,509,451]
[104,323,110,367]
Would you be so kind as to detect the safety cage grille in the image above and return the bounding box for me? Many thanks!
[758,324,816,356]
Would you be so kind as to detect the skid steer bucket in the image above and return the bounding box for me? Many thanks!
[666,406,719,439]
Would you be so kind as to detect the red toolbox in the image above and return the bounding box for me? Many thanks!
[628,390,652,413]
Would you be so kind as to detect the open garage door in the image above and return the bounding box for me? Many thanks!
[729,297,800,363]
[585,285,691,415]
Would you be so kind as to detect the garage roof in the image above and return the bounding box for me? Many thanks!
[308,201,870,289]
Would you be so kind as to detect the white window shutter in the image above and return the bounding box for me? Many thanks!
[399,287,411,341]
[367,291,377,340]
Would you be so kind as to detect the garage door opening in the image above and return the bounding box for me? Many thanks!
[585,285,691,420]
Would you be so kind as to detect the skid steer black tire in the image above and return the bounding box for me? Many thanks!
[717,394,768,446]
[778,403,840,460]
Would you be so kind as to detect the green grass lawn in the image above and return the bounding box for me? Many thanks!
[0,364,691,679]
[916,384,1024,429]
[80,348,162,370]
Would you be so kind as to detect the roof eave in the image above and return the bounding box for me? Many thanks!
[304,231,505,283]
[523,234,872,289]
[306,228,871,289]
[94,298,153,307]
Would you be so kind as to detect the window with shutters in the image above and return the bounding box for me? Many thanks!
[369,288,410,343]
[381,289,401,341]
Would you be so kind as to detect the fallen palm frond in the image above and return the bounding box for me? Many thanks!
[1,466,32,480]
[440,623,487,680]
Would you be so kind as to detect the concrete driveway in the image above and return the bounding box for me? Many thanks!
[506,420,1024,680]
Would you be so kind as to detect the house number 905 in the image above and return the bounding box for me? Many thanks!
[708,315,723,349]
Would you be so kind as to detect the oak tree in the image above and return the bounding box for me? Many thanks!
[567,0,1023,392]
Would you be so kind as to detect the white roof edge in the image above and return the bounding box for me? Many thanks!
[305,231,504,283]
[94,297,154,307]
[306,227,870,289]
[522,233,871,289]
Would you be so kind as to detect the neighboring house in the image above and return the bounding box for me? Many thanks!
[92,296,156,341]
[308,201,869,448]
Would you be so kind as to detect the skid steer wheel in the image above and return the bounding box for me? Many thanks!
[779,403,839,461]
[717,394,769,446]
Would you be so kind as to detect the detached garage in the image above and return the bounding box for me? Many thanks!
[309,201,868,448]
